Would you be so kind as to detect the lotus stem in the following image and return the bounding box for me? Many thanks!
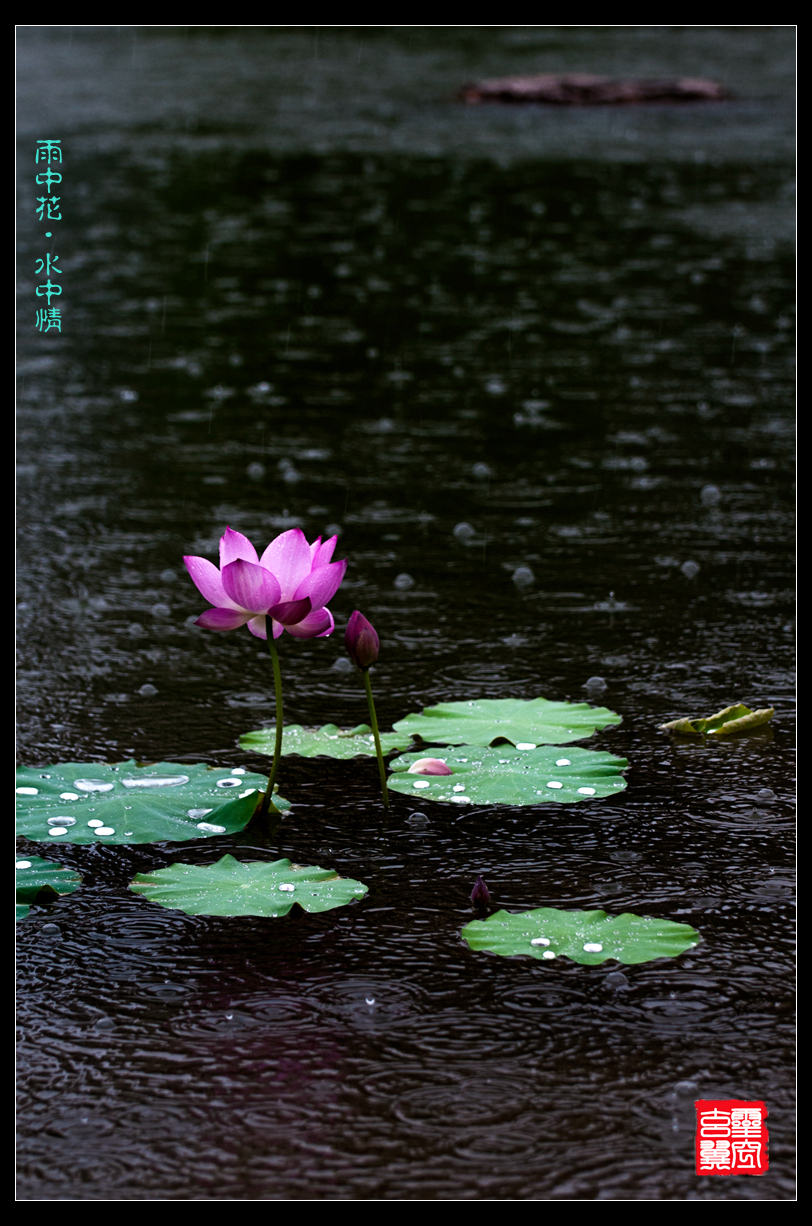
[258,632,284,819]
[363,669,389,809]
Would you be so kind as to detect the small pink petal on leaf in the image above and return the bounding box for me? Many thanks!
[407,758,453,776]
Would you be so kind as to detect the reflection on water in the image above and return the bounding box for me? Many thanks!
[17,27,793,1201]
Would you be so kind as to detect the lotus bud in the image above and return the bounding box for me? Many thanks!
[406,758,453,776]
[470,876,491,908]
[344,610,380,671]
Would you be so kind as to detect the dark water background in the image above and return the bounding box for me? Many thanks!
[17,28,794,1200]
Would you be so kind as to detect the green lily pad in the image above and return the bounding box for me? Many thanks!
[387,744,627,806]
[130,854,368,917]
[659,704,775,736]
[16,856,82,903]
[16,904,30,922]
[462,907,700,965]
[393,697,621,748]
[15,760,290,845]
[240,723,415,759]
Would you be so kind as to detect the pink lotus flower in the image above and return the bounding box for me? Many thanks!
[184,526,347,641]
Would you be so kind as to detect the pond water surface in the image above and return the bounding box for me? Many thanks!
[17,28,794,1200]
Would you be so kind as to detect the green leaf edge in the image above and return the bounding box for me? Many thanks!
[659,704,774,736]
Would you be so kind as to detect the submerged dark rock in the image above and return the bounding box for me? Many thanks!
[460,74,728,106]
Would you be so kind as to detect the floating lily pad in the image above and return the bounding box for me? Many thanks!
[16,904,30,922]
[130,854,368,917]
[462,907,700,965]
[393,697,621,748]
[15,760,290,845]
[659,704,774,736]
[16,856,82,903]
[240,723,415,759]
[387,744,627,806]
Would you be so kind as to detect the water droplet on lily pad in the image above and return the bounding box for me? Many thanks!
[122,775,189,788]
[75,779,114,793]
[583,943,603,952]
[530,937,551,947]
[196,822,227,834]
[47,815,75,827]
[16,787,38,795]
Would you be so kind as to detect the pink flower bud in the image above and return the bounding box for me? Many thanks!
[344,610,379,670]
[406,758,453,776]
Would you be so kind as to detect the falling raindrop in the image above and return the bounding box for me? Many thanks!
[700,484,721,507]
[122,775,188,788]
[406,812,429,825]
[681,560,700,579]
[394,573,414,590]
[330,656,354,673]
[605,971,629,989]
[247,462,266,481]
[511,566,534,588]
[453,522,475,541]
[74,780,114,793]
[584,676,607,693]
[139,683,159,696]
[365,997,376,1006]
[472,462,492,478]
